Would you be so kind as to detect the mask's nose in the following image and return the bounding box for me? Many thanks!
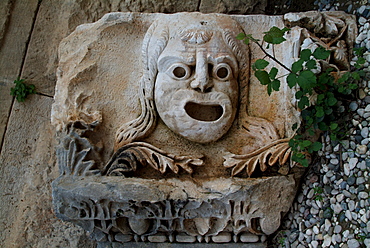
[190,50,213,92]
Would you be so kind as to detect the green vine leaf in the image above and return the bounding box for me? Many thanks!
[269,67,278,79]
[263,26,290,44]
[315,106,324,118]
[300,49,312,61]
[301,140,312,148]
[330,123,339,131]
[255,70,270,85]
[287,73,298,88]
[271,79,280,91]
[295,90,304,99]
[267,84,273,96]
[297,70,316,90]
[313,47,330,60]
[254,59,269,69]
[318,122,328,131]
[306,59,317,70]
[312,142,323,152]
[298,95,309,109]
[236,33,246,40]
[326,93,337,106]
[352,71,360,80]
[292,59,304,73]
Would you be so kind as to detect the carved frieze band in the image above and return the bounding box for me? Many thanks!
[53,175,296,243]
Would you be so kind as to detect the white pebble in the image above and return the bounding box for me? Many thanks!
[367,40,370,50]
[311,240,318,248]
[349,200,356,211]
[334,225,342,233]
[336,193,344,202]
[346,210,353,221]
[356,144,368,154]
[347,239,360,248]
[323,234,331,247]
[325,219,331,231]
[330,158,339,164]
[333,203,343,214]
[349,158,358,169]
[365,104,370,112]
[359,192,369,199]
[344,163,351,176]
[361,214,368,223]
[307,188,315,199]
[311,208,319,215]
[365,239,370,247]
[313,225,319,234]
[343,229,350,239]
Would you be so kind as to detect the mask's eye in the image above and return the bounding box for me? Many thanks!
[214,63,232,81]
[168,63,191,80]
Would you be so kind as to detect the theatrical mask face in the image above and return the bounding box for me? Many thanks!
[154,32,239,143]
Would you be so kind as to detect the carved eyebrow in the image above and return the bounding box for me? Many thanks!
[212,54,238,69]
[212,55,238,72]
[157,55,195,72]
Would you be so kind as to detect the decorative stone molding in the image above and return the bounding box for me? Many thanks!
[53,175,297,243]
[51,11,356,245]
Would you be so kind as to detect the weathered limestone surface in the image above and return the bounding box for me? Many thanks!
[0,95,95,247]
[21,0,268,97]
[52,12,300,173]
[199,0,267,14]
[50,12,307,246]
[0,2,275,247]
[53,175,297,242]
[0,0,12,45]
[20,0,109,96]
[50,10,357,246]
[0,0,39,147]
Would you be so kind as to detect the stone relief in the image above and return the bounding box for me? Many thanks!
[284,11,357,106]
[106,13,291,177]
[51,11,356,245]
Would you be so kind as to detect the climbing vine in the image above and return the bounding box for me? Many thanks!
[237,27,365,167]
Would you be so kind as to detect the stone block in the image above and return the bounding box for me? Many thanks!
[50,10,356,246]
[53,175,298,242]
[21,0,199,97]
[0,94,94,247]
[0,0,12,45]
[50,12,305,245]
[199,0,267,14]
[0,0,39,145]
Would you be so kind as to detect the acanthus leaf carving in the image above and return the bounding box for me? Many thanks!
[224,138,292,177]
[57,121,102,176]
[284,11,357,72]
[103,142,204,176]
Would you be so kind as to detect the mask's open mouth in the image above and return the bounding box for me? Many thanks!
[184,102,223,122]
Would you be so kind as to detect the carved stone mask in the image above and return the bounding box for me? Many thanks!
[154,20,240,143]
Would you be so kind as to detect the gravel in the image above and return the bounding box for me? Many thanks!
[272,2,370,247]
